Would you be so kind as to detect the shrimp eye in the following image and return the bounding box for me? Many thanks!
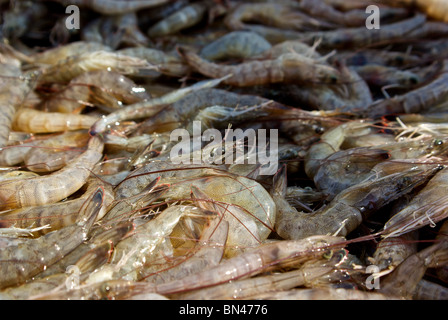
[322,250,333,260]
[330,75,338,84]
[434,139,444,146]
[395,56,404,65]
[409,76,419,85]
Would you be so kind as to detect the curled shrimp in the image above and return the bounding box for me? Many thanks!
[199,31,272,61]
[0,186,104,289]
[12,108,98,134]
[0,136,104,210]
[147,2,208,37]
[42,70,150,114]
[178,46,342,87]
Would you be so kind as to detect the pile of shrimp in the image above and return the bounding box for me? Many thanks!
[1,0,448,300]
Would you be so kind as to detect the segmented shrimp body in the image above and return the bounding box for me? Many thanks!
[0,136,104,210]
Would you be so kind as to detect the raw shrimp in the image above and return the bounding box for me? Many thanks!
[117,47,189,77]
[0,179,114,236]
[0,241,112,300]
[379,239,448,298]
[413,279,448,300]
[0,136,104,210]
[247,287,399,300]
[86,205,211,282]
[364,60,448,118]
[331,49,421,68]
[12,108,98,133]
[42,70,150,114]
[353,64,421,89]
[297,13,426,49]
[143,212,228,285]
[224,2,338,31]
[54,0,171,15]
[0,58,38,147]
[253,39,324,60]
[176,248,347,300]
[162,173,277,242]
[383,0,448,23]
[23,130,90,172]
[382,166,448,238]
[273,162,441,240]
[147,2,208,37]
[29,41,112,65]
[153,235,346,296]
[178,47,342,87]
[89,76,230,136]
[199,31,272,61]
[0,186,104,289]
[100,13,149,49]
[37,50,153,84]
[1,1,47,39]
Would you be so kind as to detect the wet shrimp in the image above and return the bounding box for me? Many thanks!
[89,76,230,136]
[53,0,171,15]
[42,70,149,114]
[37,50,153,84]
[382,166,448,238]
[0,187,104,290]
[147,2,208,37]
[199,31,272,62]
[1,1,47,40]
[297,13,426,49]
[224,2,339,31]
[353,64,421,89]
[12,108,98,134]
[0,136,104,210]
[0,241,112,300]
[273,162,441,240]
[413,279,448,300]
[0,179,114,236]
[178,46,342,87]
[364,60,448,118]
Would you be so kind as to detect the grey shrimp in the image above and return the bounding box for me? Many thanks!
[0,136,104,210]
[0,187,104,289]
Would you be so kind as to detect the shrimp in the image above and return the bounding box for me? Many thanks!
[1,1,47,40]
[86,205,212,283]
[199,31,272,62]
[273,162,441,240]
[23,130,90,172]
[153,235,346,296]
[37,50,153,84]
[247,288,400,300]
[297,13,426,49]
[0,136,104,210]
[42,70,149,114]
[382,167,448,238]
[147,2,208,37]
[162,172,277,243]
[29,41,112,66]
[0,186,103,290]
[178,46,342,87]
[364,60,448,118]
[0,57,38,147]
[117,47,190,78]
[353,64,421,89]
[101,13,149,49]
[413,279,448,300]
[176,248,347,300]
[0,179,114,236]
[383,0,448,23]
[0,241,112,300]
[331,49,421,68]
[89,76,230,136]
[379,239,448,299]
[12,108,98,134]
[224,2,339,31]
[54,0,171,15]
